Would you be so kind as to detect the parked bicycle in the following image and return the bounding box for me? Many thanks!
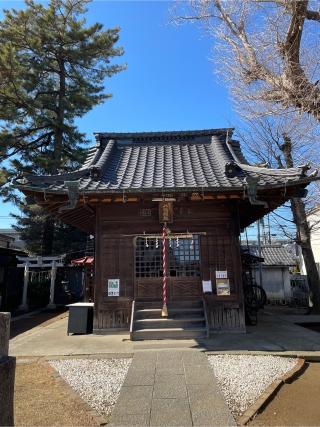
[243,283,267,326]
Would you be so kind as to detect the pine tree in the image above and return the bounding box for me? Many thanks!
[0,0,124,254]
[11,202,88,256]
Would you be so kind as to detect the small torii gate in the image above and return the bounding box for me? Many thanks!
[17,256,64,311]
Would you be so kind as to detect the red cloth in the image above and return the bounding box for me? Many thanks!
[71,256,94,266]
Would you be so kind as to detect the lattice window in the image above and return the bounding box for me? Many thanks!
[168,236,201,277]
[135,235,201,278]
[139,208,151,217]
[135,238,163,277]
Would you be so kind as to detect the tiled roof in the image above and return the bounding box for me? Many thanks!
[18,128,315,194]
[243,245,297,266]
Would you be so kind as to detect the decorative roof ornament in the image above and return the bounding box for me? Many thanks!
[300,163,311,176]
[225,162,245,178]
[59,181,80,212]
[89,166,101,180]
[14,175,29,185]
[309,169,318,178]
[243,176,268,208]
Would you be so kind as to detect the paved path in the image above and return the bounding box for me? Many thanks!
[10,309,320,357]
[109,350,236,426]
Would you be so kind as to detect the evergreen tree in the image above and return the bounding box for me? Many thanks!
[0,0,124,254]
[11,202,88,256]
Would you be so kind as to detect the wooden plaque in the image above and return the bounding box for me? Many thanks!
[159,201,173,223]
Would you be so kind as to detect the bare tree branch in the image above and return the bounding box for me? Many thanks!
[175,0,320,121]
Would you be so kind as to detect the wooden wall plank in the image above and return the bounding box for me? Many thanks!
[94,199,245,331]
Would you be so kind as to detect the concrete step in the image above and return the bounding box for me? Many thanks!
[134,317,205,329]
[131,327,207,340]
[135,307,204,319]
[168,301,203,309]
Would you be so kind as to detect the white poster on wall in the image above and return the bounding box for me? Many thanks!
[202,280,212,293]
[108,279,120,296]
[216,279,231,296]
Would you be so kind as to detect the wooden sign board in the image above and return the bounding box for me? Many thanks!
[159,201,173,223]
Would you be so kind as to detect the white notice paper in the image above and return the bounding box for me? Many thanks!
[202,280,212,293]
[108,279,120,296]
[216,270,228,279]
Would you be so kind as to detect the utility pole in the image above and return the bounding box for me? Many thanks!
[257,219,263,289]
[267,214,272,244]
[261,217,267,245]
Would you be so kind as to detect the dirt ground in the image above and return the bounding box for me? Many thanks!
[14,360,102,427]
[14,360,320,427]
[12,357,320,426]
[250,362,320,426]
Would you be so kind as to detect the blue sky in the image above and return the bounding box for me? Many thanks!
[0,0,239,228]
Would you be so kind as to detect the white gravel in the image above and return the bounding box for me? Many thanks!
[49,358,132,416]
[208,355,297,416]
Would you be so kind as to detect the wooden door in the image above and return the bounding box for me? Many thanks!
[135,236,202,300]
[168,235,202,300]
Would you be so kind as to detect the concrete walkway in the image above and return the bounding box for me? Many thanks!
[9,308,320,358]
[109,350,236,426]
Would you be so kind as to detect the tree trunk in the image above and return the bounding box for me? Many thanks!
[280,134,320,312]
[53,56,66,174]
[42,215,55,255]
[48,55,65,254]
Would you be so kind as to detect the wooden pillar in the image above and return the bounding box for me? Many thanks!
[19,262,29,311]
[47,260,57,309]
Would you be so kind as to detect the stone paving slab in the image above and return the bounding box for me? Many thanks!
[124,371,155,386]
[113,396,152,415]
[153,380,188,399]
[109,350,236,426]
[110,413,150,426]
[150,398,192,427]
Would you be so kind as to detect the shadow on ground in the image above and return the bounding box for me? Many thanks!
[10,309,67,339]
[9,306,320,357]
[134,306,320,353]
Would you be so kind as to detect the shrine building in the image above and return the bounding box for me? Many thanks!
[17,129,317,339]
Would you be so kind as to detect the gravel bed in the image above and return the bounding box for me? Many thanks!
[49,358,132,416]
[208,355,297,416]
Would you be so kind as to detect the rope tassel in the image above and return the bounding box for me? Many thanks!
[162,223,168,317]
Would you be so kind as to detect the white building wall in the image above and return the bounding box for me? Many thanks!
[254,266,292,302]
[308,211,320,275]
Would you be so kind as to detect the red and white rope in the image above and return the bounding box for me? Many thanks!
[162,224,167,307]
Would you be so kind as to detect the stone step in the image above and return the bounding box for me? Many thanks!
[135,307,204,319]
[134,317,205,329]
[135,300,203,310]
[131,327,207,340]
